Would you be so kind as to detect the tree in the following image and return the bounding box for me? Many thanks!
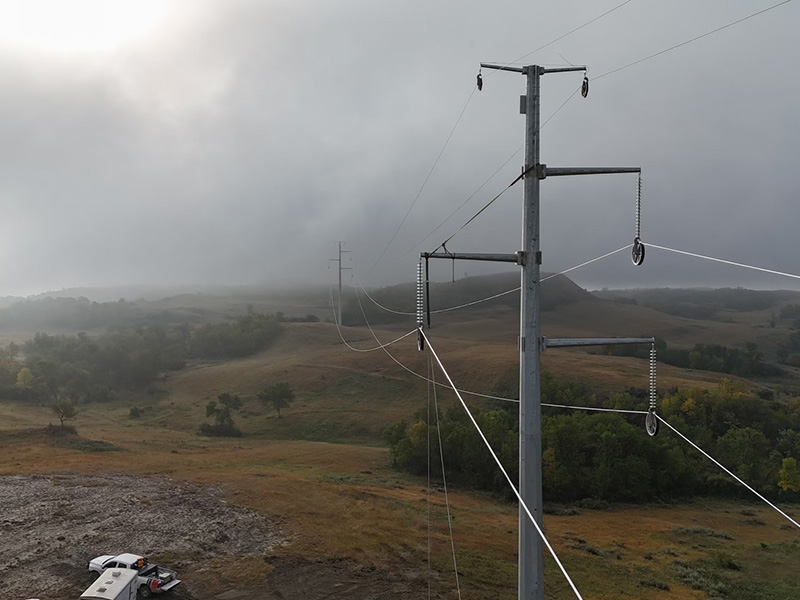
[51,401,79,427]
[200,392,243,437]
[778,457,800,492]
[716,427,772,490]
[15,367,33,390]
[36,359,65,402]
[258,382,295,418]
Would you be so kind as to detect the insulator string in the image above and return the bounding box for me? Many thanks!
[649,343,657,411]
[636,173,642,240]
[416,260,425,327]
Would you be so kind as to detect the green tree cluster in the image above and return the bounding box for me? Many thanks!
[776,331,800,366]
[199,392,243,437]
[387,377,800,503]
[0,313,283,405]
[386,405,518,496]
[601,340,780,377]
[190,313,281,358]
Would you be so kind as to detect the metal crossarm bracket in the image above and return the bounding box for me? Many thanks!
[540,165,641,179]
[541,336,654,352]
[422,251,520,264]
[480,63,588,75]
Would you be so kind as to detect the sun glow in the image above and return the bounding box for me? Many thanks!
[0,0,168,55]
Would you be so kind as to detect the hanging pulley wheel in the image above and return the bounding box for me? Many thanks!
[631,237,645,266]
[645,410,659,437]
[581,75,589,98]
[417,328,425,352]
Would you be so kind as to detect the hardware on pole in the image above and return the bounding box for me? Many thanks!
[420,62,645,600]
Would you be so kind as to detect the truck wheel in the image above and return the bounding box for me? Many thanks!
[138,585,153,599]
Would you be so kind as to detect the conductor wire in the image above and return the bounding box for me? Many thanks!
[595,0,792,81]
[433,166,533,254]
[658,415,800,531]
[354,244,631,318]
[431,361,462,600]
[365,87,478,278]
[648,243,800,281]
[421,328,585,600]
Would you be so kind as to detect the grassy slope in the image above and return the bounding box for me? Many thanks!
[2,280,800,598]
[2,321,799,598]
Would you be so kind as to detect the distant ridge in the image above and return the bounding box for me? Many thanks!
[17,282,331,304]
[341,271,596,325]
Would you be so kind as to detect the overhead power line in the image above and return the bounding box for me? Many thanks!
[366,0,791,281]
[431,1,794,256]
[657,415,800,531]
[648,242,800,281]
[344,268,800,537]
[595,0,793,80]
[368,1,644,277]
[359,235,800,323]
[341,296,800,545]
[401,146,524,257]
[353,244,631,319]
[433,168,530,253]
[347,258,800,536]
[542,244,632,282]
[421,328,585,600]
[365,88,478,278]
[430,360,462,600]
[327,274,418,351]
[510,0,636,67]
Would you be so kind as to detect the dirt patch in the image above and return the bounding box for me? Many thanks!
[0,474,434,600]
[0,473,284,600]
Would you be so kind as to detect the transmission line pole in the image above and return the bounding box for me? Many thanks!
[486,63,641,600]
[423,63,642,600]
[519,63,545,600]
[330,241,351,325]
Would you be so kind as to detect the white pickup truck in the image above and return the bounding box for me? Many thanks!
[88,553,181,598]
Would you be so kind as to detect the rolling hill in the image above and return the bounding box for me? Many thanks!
[2,276,800,599]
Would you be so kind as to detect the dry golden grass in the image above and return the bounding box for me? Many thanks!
[2,312,799,598]
[2,416,797,599]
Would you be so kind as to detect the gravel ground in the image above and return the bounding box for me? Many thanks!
[0,473,284,600]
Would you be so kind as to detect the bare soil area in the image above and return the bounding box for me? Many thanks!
[0,473,281,600]
[0,473,430,600]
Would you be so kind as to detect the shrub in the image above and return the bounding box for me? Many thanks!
[198,422,242,437]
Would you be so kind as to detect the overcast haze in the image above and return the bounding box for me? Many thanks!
[0,0,797,297]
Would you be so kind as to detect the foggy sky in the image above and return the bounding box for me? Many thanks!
[0,0,797,297]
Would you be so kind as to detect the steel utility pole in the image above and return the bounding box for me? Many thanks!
[330,241,351,325]
[423,64,642,600]
[488,63,641,600]
[519,63,546,600]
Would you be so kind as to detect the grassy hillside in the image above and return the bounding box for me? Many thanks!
[2,278,800,598]
[1,319,798,599]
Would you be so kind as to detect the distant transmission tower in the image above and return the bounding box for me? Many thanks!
[330,241,351,325]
